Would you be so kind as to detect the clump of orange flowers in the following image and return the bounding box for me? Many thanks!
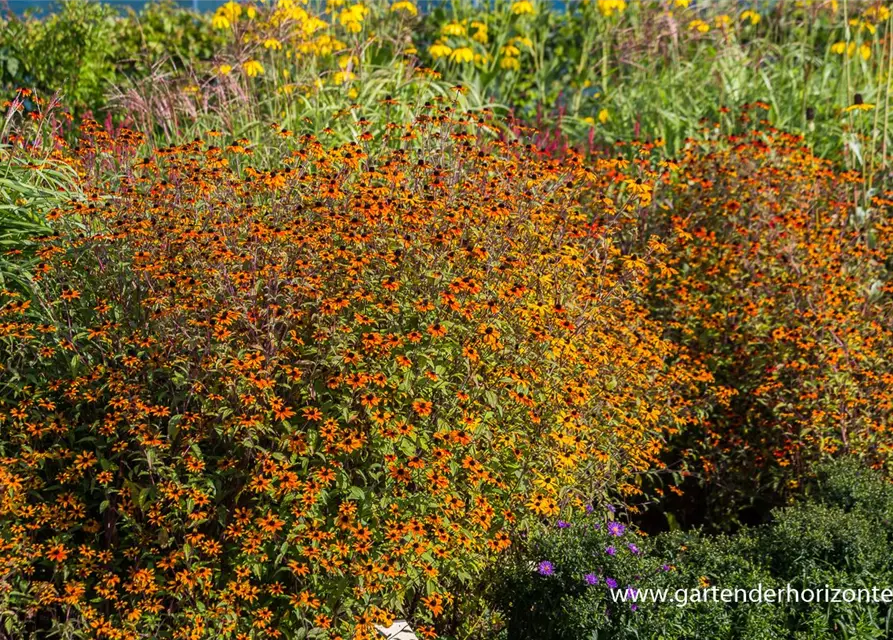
[627,108,893,519]
[0,99,700,637]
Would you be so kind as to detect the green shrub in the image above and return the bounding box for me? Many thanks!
[492,509,665,639]
[115,1,221,75]
[764,502,888,580]
[493,460,893,640]
[811,459,893,530]
[0,1,219,116]
[0,0,121,113]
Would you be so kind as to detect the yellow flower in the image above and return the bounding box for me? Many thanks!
[217,64,233,75]
[441,21,467,37]
[513,36,533,48]
[598,108,610,124]
[864,6,891,23]
[673,0,690,7]
[597,0,626,17]
[473,52,489,65]
[246,5,256,19]
[500,56,521,70]
[511,0,535,15]
[243,60,265,77]
[338,54,358,69]
[428,42,453,59]
[264,38,283,50]
[501,44,521,57]
[688,19,709,33]
[849,18,876,35]
[714,14,731,28]
[302,16,327,34]
[740,10,760,25]
[859,43,871,60]
[470,21,488,44]
[583,116,595,125]
[348,87,359,99]
[339,4,367,32]
[832,41,860,57]
[449,46,474,64]
[213,0,242,28]
[391,0,418,15]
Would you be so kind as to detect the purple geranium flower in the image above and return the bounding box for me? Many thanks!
[627,543,640,555]
[605,546,617,556]
[537,561,554,576]
[584,573,599,586]
[606,577,618,589]
[557,520,570,529]
[607,521,625,537]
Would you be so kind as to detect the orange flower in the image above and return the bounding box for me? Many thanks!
[46,543,69,563]
[421,593,445,617]
[412,399,433,417]
[426,323,447,338]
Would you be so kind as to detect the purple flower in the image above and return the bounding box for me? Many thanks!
[584,573,599,586]
[537,561,554,576]
[605,546,617,556]
[627,543,640,555]
[630,604,638,611]
[607,505,616,513]
[606,577,618,589]
[557,520,570,529]
[661,564,671,572]
[585,504,595,514]
[607,521,625,537]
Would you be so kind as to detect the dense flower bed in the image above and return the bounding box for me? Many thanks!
[633,119,893,519]
[0,104,703,638]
